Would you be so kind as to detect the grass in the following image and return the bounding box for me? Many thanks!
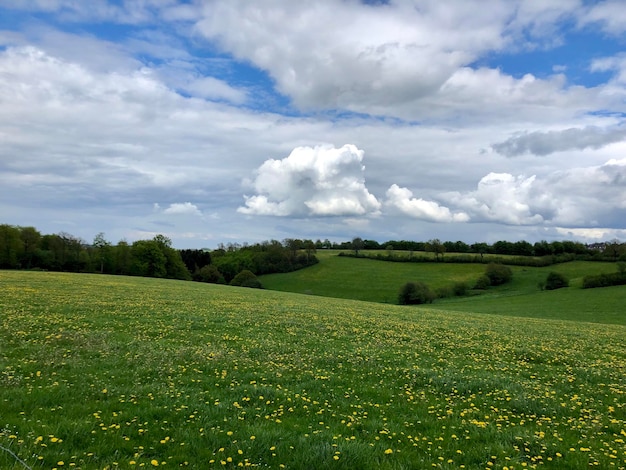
[260,254,626,325]
[260,252,485,303]
[1,270,625,469]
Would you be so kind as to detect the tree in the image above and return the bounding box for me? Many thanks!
[114,240,132,275]
[196,264,224,284]
[93,232,112,274]
[398,281,435,305]
[352,237,364,256]
[130,240,167,278]
[302,239,316,262]
[0,224,22,268]
[471,242,490,260]
[427,239,446,261]
[180,249,212,273]
[19,226,41,269]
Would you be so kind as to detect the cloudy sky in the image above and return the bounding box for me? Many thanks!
[1,0,626,248]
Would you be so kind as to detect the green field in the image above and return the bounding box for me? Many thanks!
[260,254,625,324]
[1,271,625,469]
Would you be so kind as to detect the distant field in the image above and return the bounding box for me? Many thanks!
[1,271,625,469]
[260,254,624,324]
[260,252,486,303]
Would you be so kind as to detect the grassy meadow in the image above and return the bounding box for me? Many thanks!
[259,254,625,324]
[1,270,625,469]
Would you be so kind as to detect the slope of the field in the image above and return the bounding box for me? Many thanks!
[259,253,625,325]
[1,271,625,469]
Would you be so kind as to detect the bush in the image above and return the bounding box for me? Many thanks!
[545,272,569,290]
[582,272,626,289]
[453,281,469,296]
[485,263,513,286]
[230,270,263,288]
[435,285,454,299]
[473,274,491,290]
[398,281,435,305]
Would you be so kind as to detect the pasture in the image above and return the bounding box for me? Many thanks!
[0,271,626,469]
[1,270,625,469]
[260,255,624,324]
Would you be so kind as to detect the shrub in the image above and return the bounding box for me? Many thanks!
[435,285,454,299]
[453,281,469,296]
[582,272,626,289]
[485,263,513,286]
[398,281,435,305]
[230,270,262,288]
[545,272,569,290]
[473,275,491,290]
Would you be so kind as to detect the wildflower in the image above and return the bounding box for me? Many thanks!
[384,449,393,454]
[151,459,159,466]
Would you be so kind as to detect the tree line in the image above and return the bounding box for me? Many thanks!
[343,237,626,263]
[2,224,625,284]
[0,224,319,284]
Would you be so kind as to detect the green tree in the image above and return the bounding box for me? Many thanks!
[19,226,41,269]
[0,224,22,268]
[93,232,112,274]
[427,239,446,261]
[196,264,224,284]
[131,240,167,278]
[352,237,365,256]
[114,240,132,275]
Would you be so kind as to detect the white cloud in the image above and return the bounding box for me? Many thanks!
[581,0,626,35]
[444,173,550,225]
[442,158,626,228]
[385,184,469,223]
[162,202,203,216]
[195,0,509,115]
[179,76,247,104]
[194,0,602,121]
[238,144,381,217]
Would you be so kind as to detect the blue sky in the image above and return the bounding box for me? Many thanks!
[1,0,626,248]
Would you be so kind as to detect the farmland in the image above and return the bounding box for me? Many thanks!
[1,270,625,469]
[259,253,625,324]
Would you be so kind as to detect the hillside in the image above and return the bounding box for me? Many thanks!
[1,271,625,469]
[259,252,625,325]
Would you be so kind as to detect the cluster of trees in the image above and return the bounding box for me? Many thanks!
[0,225,318,285]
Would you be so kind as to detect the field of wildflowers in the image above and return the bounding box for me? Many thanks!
[1,271,624,469]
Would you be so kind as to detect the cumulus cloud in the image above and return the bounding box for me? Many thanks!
[492,125,626,157]
[441,158,626,228]
[194,1,602,121]
[238,144,381,217]
[194,1,514,114]
[444,173,549,225]
[162,202,203,216]
[385,184,469,223]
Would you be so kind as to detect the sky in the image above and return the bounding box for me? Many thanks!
[1,0,626,249]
